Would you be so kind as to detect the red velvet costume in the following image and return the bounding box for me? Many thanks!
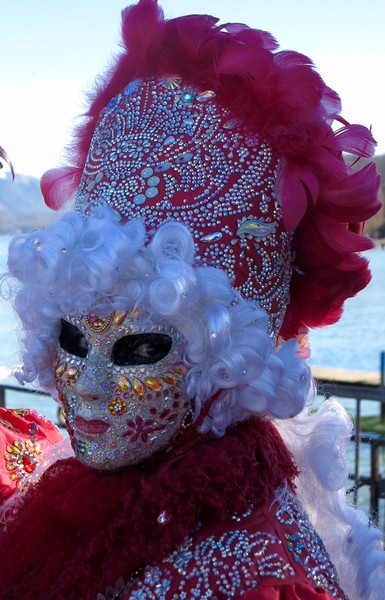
[0,418,347,599]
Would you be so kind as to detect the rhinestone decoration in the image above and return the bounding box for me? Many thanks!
[100,491,347,599]
[276,493,348,598]
[4,438,42,488]
[75,78,294,335]
[55,310,192,470]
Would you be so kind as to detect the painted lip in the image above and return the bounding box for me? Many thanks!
[74,416,110,435]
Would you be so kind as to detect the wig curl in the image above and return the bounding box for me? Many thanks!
[5,208,310,434]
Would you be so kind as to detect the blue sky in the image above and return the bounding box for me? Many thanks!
[1,0,384,177]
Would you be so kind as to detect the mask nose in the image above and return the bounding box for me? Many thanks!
[73,356,111,401]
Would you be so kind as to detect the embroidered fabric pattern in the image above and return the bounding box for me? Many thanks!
[276,494,348,599]
[98,491,347,599]
[75,78,293,335]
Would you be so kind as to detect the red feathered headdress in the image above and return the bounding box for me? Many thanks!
[41,0,381,342]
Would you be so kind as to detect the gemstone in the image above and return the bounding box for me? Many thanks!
[175,153,193,164]
[162,373,177,385]
[223,118,241,130]
[114,311,127,326]
[117,375,131,393]
[157,510,170,524]
[132,378,146,395]
[196,90,216,103]
[172,362,188,375]
[56,364,66,378]
[5,463,17,472]
[145,187,159,198]
[147,176,160,186]
[145,377,163,392]
[180,89,195,103]
[236,219,276,239]
[141,167,153,178]
[134,194,146,205]
[200,231,222,242]
[154,162,172,173]
[66,367,78,378]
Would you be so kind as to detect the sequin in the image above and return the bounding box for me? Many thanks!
[223,118,241,129]
[141,167,153,178]
[200,231,222,242]
[160,75,182,90]
[157,510,170,525]
[134,194,146,205]
[124,79,142,96]
[145,187,159,198]
[197,90,216,102]
[147,176,160,186]
[236,218,277,239]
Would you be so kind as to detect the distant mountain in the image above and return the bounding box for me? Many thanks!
[0,156,384,235]
[0,173,56,233]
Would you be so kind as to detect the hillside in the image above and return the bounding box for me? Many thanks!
[0,173,56,233]
[0,156,384,235]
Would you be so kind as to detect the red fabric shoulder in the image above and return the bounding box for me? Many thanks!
[0,408,63,503]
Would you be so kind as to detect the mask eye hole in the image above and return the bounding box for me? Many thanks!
[59,320,89,359]
[111,333,172,366]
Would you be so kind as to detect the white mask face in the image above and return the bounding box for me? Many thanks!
[55,309,191,471]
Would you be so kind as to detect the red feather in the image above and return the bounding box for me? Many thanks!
[281,165,320,231]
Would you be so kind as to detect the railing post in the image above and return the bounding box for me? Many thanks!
[381,351,385,421]
[354,398,362,506]
[0,385,5,408]
[370,441,380,523]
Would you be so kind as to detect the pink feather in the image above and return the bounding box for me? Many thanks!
[223,23,279,51]
[40,167,80,211]
[281,165,320,231]
[216,42,273,82]
[121,0,165,62]
[325,124,377,158]
[174,15,219,63]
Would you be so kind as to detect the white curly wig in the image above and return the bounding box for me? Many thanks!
[4,207,310,435]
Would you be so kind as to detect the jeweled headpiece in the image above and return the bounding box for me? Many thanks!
[41,0,380,342]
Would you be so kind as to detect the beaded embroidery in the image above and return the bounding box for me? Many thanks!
[276,493,348,599]
[100,491,347,599]
[75,78,293,335]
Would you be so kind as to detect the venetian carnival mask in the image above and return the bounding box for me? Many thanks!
[55,309,191,470]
